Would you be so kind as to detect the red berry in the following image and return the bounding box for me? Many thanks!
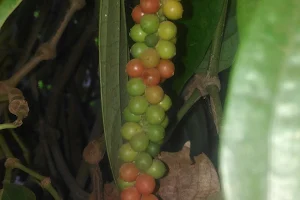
[157,59,175,79]
[142,68,160,86]
[132,5,145,24]
[140,0,160,14]
[126,59,145,78]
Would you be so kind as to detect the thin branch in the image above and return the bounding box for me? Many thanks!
[12,161,61,200]
[206,0,228,133]
[43,7,95,200]
[207,0,229,76]
[4,0,85,88]
[0,135,14,158]
[9,129,30,164]
[15,1,51,69]
[0,123,18,130]
[163,0,229,142]
[76,111,103,188]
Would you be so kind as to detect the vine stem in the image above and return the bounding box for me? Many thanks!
[0,123,18,130]
[10,129,30,164]
[4,1,83,88]
[206,0,228,133]
[15,163,46,181]
[14,163,61,200]
[0,131,14,184]
[168,0,229,137]
[4,110,31,163]
[0,135,13,158]
[207,0,229,77]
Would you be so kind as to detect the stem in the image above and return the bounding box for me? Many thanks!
[207,85,223,133]
[5,55,43,87]
[3,168,12,184]
[44,22,94,200]
[15,1,50,69]
[163,90,201,144]
[44,184,61,200]
[0,135,14,158]
[5,1,81,88]
[9,129,30,164]
[50,144,89,199]
[14,163,61,200]
[205,0,228,133]
[76,112,103,188]
[207,0,229,76]
[49,6,77,48]
[177,89,201,122]
[0,123,18,130]
[15,163,45,181]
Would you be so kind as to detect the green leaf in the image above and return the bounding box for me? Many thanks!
[237,0,261,38]
[220,0,300,200]
[172,0,223,93]
[0,0,22,30]
[195,15,239,73]
[99,0,129,182]
[207,191,224,200]
[0,183,36,200]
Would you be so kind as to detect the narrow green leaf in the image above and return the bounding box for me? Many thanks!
[0,183,36,200]
[0,0,22,30]
[99,0,128,182]
[237,0,261,38]
[173,0,223,93]
[220,0,300,200]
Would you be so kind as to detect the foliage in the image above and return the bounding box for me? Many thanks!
[172,0,223,93]
[99,0,129,182]
[236,0,260,38]
[0,183,36,200]
[0,0,22,30]
[220,0,300,199]
[195,7,238,73]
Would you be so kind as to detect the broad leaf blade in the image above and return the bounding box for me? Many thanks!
[237,0,260,38]
[173,0,223,93]
[99,0,128,182]
[0,0,22,30]
[0,183,36,200]
[220,0,300,200]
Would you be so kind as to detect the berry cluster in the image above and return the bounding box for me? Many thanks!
[118,0,183,199]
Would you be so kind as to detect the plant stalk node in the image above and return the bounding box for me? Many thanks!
[36,43,56,60]
[4,158,20,169]
[40,177,51,188]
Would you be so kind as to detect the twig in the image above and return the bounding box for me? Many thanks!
[0,134,13,158]
[3,168,12,184]
[0,123,18,130]
[5,158,61,200]
[4,110,31,164]
[0,134,14,184]
[9,129,30,164]
[38,119,59,178]
[4,0,85,88]
[43,6,95,200]
[76,111,103,188]
[15,1,50,69]
[163,0,229,142]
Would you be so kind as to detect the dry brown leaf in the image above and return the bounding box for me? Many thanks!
[158,146,220,200]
